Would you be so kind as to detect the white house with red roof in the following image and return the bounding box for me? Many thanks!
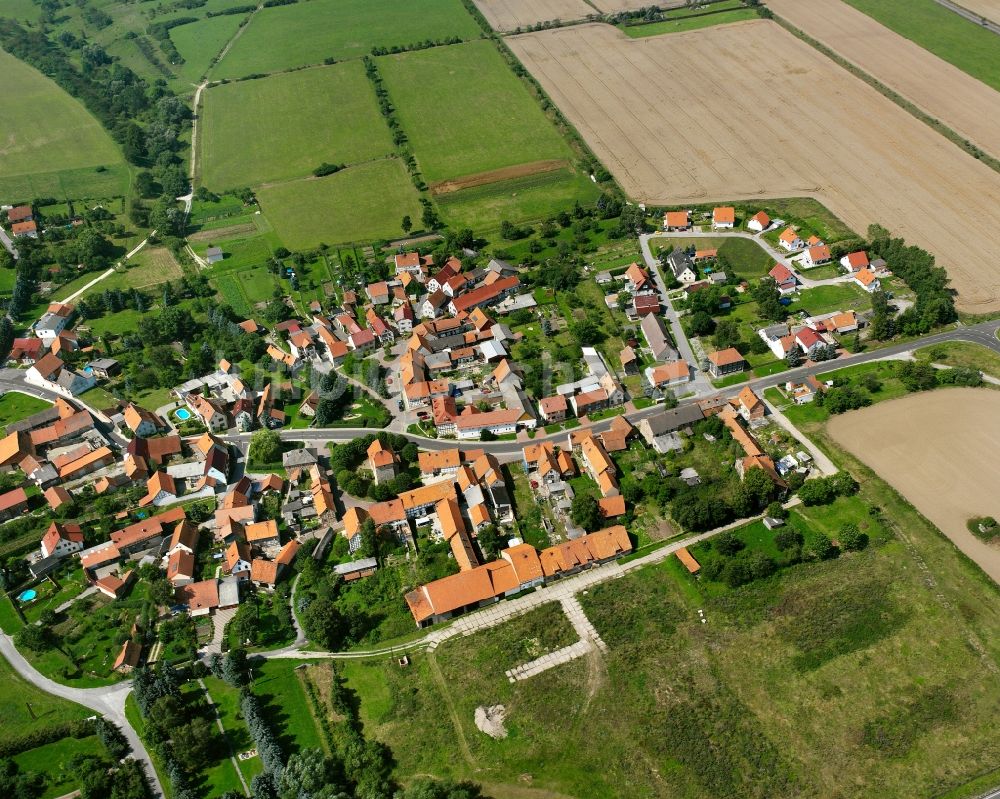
[40,522,84,560]
[768,262,797,294]
[795,327,827,358]
[839,250,869,273]
[778,228,803,251]
[747,211,770,232]
[801,244,832,267]
[853,268,881,293]
[712,206,735,230]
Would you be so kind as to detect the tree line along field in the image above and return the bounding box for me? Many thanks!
[200,62,393,190]
[210,0,482,81]
[508,20,1000,314]
[339,499,1000,799]
[768,0,1000,163]
[0,47,129,201]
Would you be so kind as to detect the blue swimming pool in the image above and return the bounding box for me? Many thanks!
[17,589,37,602]
[82,366,93,375]
[174,408,192,421]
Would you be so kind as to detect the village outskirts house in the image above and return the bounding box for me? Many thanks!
[663,250,698,284]
[706,347,747,379]
[663,210,691,231]
[747,210,770,232]
[712,206,735,230]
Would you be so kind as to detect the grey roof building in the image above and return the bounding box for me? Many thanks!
[640,314,678,362]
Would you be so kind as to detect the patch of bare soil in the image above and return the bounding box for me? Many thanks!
[188,222,257,242]
[474,704,508,739]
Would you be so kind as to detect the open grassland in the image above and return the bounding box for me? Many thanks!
[0,391,51,433]
[13,735,104,799]
[828,388,1000,584]
[201,62,392,190]
[0,49,127,201]
[508,21,1000,314]
[436,167,601,229]
[0,653,90,745]
[378,40,576,185]
[342,534,1000,798]
[842,0,1000,90]
[169,14,245,84]
[258,159,423,248]
[211,0,481,80]
[769,0,1000,161]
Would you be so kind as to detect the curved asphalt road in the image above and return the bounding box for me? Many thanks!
[0,635,164,797]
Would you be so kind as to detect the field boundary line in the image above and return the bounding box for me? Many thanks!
[771,13,1000,174]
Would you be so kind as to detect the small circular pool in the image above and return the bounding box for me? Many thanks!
[17,589,37,602]
[174,408,192,421]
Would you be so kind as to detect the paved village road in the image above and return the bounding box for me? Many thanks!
[220,321,1000,457]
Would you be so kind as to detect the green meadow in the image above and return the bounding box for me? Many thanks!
[257,158,423,248]
[0,48,128,201]
[170,14,245,84]
[200,62,393,190]
[211,0,481,80]
[378,40,575,184]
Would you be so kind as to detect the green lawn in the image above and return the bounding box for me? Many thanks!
[170,14,244,84]
[787,282,869,316]
[0,49,129,201]
[252,660,326,755]
[718,236,773,277]
[844,0,1000,91]
[13,735,105,799]
[202,676,265,786]
[0,391,50,433]
[436,167,601,230]
[624,6,759,36]
[201,61,393,190]
[258,159,424,248]
[211,0,481,80]
[378,40,576,184]
[0,653,90,746]
[915,340,1000,380]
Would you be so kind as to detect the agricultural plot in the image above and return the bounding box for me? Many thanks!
[470,0,594,32]
[842,0,1000,90]
[828,388,1000,584]
[435,167,601,230]
[257,159,424,248]
[200,62,392,190]
[769,0,1000,160]
[211,0,481,80]
[169,14,245,84]
[378,40,576,185]
[346,537,1000,798]
[0,49,128,201]
[954,0,1000,24]
[508,21,1000,313]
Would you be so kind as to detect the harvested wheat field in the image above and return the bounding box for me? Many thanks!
[470,0,593,31]
[508,21,1000,312]
[769,0,1000,159]
[955,0,1000,24]
[828,388,1000,584]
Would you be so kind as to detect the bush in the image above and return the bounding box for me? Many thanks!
[713,531,744,556]
[774,528,803,552]
[838,524,869,552]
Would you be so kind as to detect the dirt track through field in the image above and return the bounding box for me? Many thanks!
[508,21,1000,312]
[769,0,1000,160]
[429,159,568,194]
[828,388,1000,585]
